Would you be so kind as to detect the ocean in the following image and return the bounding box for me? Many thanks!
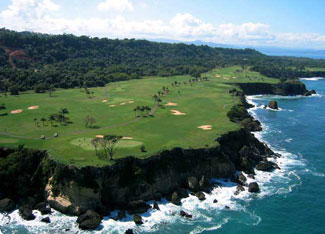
[1,78,324,234]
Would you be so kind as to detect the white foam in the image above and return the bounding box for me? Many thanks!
[300,77,324,81]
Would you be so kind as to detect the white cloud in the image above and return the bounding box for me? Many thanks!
[216,23,274,42]
[97,0,133,12]
[170,13,216,37]
[1,1,325,48]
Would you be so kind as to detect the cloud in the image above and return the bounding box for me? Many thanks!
[216,23,274,42]
[0,0,60,31]
[1,1,325,48]
[97,0,133,12]
[169,13,216,37]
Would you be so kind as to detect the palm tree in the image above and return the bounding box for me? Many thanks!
[152,94,158,104]
[91,138,99,156]
[40,117,46,127]
[48,115,55,126]
[157,91,161,97]
[133,106,139,117]
[157,98,162,106]
[33,117,38,126]
[60,108,69,117]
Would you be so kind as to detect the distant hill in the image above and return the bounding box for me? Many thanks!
[151,39,325,59]
[0,28,324,93]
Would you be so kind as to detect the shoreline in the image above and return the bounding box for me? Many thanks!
[0,99,295,234]
[0,80,314,233]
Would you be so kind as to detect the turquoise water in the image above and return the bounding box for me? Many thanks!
[1,79,324,234]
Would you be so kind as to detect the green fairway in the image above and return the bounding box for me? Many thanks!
[0,66,278,166]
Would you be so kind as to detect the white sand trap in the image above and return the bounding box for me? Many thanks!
[232,76,237,79]
[165,102,178,106]
[198,125,212,130]
[28,105,39,110]
[223,78,230,80]
[102,100,108,103]
[122,136,134,140]
[120,102,126,106]
[128,100,135,104]
[216,74,221,78]
[11,109,23,114]
[96,135,104,138]
[109,104,116,107]
[170,110,186,116]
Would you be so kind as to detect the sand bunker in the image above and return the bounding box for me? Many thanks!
[102,100,108,103]
[223,78,230,80]
[216,74,221,78]
[232,76,237,79]
[11,109,23,114]
[165,102,178,106]
[28,105,39,110]
[122,136,134,140]
[120,102,126,106]
[170,110,186,116]
[128,100,135,104]
[95,135,104,138]
[109,104,116,107]
[197,125,212,130]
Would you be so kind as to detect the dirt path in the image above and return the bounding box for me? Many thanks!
[0,104,160,140]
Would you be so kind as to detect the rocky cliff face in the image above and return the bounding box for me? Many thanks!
[43,128,276,215]
[237,80,310,96]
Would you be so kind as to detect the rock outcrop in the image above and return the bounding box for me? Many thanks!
[268,101,278,110]
[0,198,15,212]
[76,210,101,230]
[248,182,260,193]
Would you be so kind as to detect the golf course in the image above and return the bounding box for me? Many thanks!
[0,66,277,166]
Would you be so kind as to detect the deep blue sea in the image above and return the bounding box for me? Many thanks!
[1,78,325,234]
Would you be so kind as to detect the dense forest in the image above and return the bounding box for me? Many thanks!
[0,28,324,93]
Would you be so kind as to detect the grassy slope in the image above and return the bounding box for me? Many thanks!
[0,66,277,167]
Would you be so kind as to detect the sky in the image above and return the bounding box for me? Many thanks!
[0,0,325,49]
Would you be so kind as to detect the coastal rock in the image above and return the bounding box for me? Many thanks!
[239,157,255,174]
[127,200,151,214]
[268,101,278,110]
[187,176,199,192]
[199,176,211,193]
[40,207,52,215]
[238,172,247,185]
[180,210,192,218]
[133,214,143,225]
[171,189,188,205]
[304,89,316,96]
[195,191,206,201]
[125,229,134,234]
[153,202,160,210]
[76,210,101,230]
[255,161,280,172]
[41,217,51,223]
[241,118,262,132]
[35,202,47,210]
[0,198,16,212]
[19,205,35,220]
[234,185,245,195]
[248,182,260,193]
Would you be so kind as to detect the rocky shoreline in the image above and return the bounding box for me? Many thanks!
[0,79,313,231]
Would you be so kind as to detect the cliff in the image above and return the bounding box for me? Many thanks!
[1,80,310,229]
[237,79,312,96]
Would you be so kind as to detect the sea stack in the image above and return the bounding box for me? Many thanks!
[268,101,278,110]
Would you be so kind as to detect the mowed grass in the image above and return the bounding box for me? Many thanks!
[0,66,278,166]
